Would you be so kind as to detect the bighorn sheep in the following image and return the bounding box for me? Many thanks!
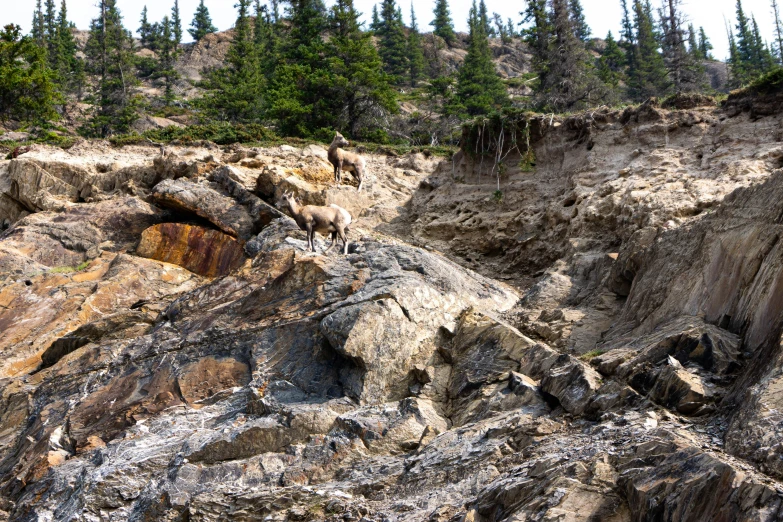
[328,132,366,192]
[279,192,352,254]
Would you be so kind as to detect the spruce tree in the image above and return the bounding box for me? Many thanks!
[139,6,154,48]
[661,0,701,92]
[171,0,182,46]
[408,4,425,87]
[197,0,264,122]
[453,0,508,116]
[188,0,218,41]
[53,0,85,96]
[734,0,755,82]
[371,5,381,32]
[478,0,491,37]
[773,0,783,64]
[324,0,397,138]
[0,24,59,124]
[698,27,713,60]
[431,0,455,45]
[537,0,607,111]
[620,0,634,44]
[377,0,409,83]
[44,0,58,60]
[266,0,330,135]
[521,0,551,70]
[156,14,180,105]
[727,23,742,87]
[627,0,669,100]
[492,13,512,44]
[597,31,625,87]
[83,0,139,136]
[751,16,774,71]
[569,0,591,42]
[32,0,45,44]
[687,24,698,55]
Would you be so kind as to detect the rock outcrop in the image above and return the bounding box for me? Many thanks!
[2,101,783,520]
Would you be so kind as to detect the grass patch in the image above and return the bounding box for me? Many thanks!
[49,261,90,274]
[579,349,606,361]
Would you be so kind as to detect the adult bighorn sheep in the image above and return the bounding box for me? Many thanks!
[278,192,352,254]
[328,132,366,192]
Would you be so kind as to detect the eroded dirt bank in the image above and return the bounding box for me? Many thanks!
[2,96,783,520]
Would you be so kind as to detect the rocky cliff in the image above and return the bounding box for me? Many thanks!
[1,95,783,520]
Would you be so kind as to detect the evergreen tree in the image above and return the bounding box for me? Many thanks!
[266,0,330,135]
[370,5,381,32]
[597,31,625,87]
[44,0,58,58]
[31,0,45,44]
[660,0,701,92]
[734,0,755,82]
[751,15,775,71]
[171,0,182,45]
[377,0,409,82]
[431,0,455,45]
[452,0,508,116]
[773,0,783,63]
[521,0,551,71]
[0,24,59,123]
[478,0,491,37]
[188,0,218,41]
[506,18,516,39]
[569,0,591,42]
[627,0,669,100]
[492,13,512,44]
[537,0,607,110]
[53,0,85,96]
[139,6,154,48]
[197,0,263,122]
[408,4,425,86]
[83,0,139,136]
[156,14,180,105]
[324,0,397,137]
[253,0,279,77]
[698,27,713,59]
[687,24,698,55]
[620,0,634,44]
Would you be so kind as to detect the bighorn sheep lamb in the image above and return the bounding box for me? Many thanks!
[279,192,352,254]
[328,132,366,192]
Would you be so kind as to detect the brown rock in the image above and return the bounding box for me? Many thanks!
[136,223,247,277]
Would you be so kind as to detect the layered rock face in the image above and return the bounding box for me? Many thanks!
[2,99,783,521]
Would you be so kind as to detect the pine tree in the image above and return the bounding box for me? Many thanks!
[188,0,218,41]
[139,6,154,48]
[370,5,381,32]
[697,27,713,60]
[377,0,409,83]
[324,0,397,138]
[492,13,512,44]
[727,23,743,88]
[569,0,591,42]
[597,31,625,87]
[627,0,669,100]
[431,0,455,45]
[197,0,264,122]
[53,0,85,96]
[408,4,425,86]
[537,0,607,110]
[506,18,516,39]
[171,0,182,45]
[452,0,508,116]
[0,24,59,124]
[156,14,179,105]
[83,0,139,136]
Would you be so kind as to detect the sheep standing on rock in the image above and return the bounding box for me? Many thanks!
[328,132,366,192]
[279,192,352,254]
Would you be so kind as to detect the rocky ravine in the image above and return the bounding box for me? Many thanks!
[2,96,783,520]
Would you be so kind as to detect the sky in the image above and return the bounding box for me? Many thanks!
[1,0,780,61]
